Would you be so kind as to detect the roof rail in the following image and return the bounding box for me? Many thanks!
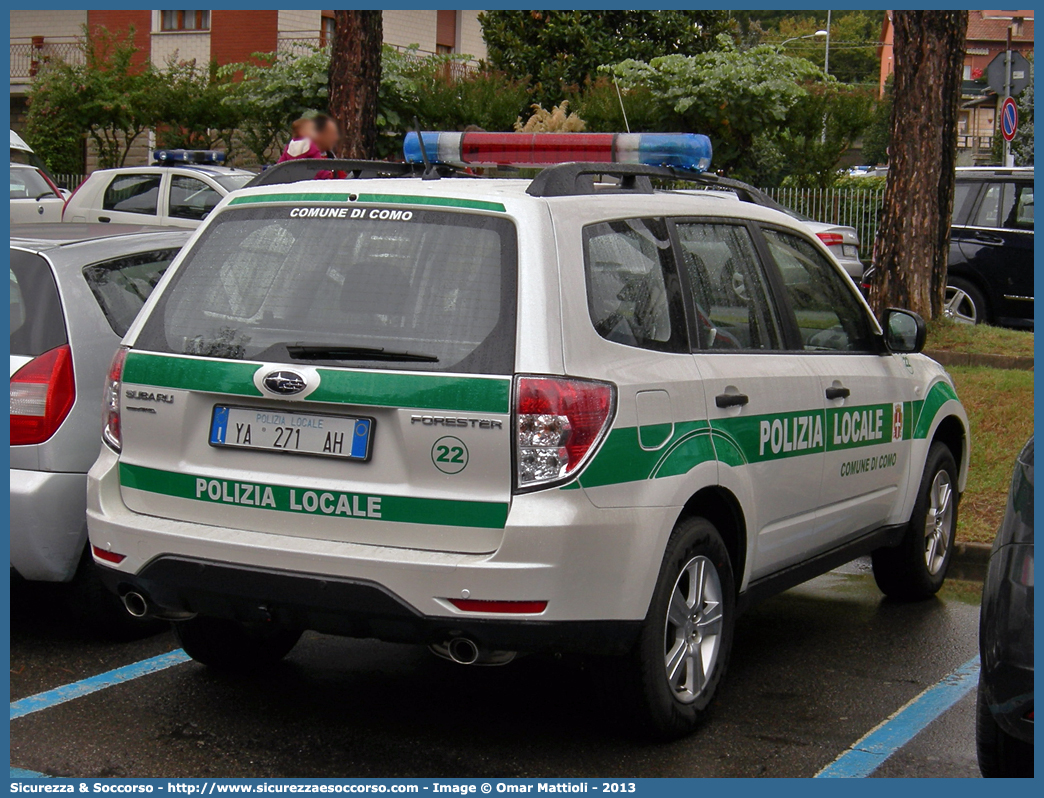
[524,162,785,211]
[243,159,461,188]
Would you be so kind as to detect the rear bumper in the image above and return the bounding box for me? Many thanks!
[87,446,678,644]
[95,556,641,655]
[10,468,88,582]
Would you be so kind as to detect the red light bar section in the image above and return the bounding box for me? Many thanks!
[448,599,548,614]
[462,133,615,165]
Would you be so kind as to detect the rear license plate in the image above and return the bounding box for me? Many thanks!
[209,406,373,461]
[843,245,860,259]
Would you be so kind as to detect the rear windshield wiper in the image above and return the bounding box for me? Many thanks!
[286,344,439,363]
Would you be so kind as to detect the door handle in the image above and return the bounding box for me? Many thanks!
[715,392,749,409]
[973,230,1004,245]
[97,216,111,223]
[825,386,851,400]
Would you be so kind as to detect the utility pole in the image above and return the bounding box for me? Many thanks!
[824,10,831,77]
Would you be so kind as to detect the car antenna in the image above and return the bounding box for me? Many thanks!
[412,117,439,180]
[613,74,631,134]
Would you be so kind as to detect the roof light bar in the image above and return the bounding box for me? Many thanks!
[404,132,712,172]
[152,149,226,166]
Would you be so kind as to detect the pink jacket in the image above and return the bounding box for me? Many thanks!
[277,137,340,179]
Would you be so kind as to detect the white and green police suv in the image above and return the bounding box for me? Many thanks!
[87,133,969,739]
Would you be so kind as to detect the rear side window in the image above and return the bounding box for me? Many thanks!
[762,229,877,353]
[103,173,161,215]
[10,250,67,356]
[135,205,518,375]
[675,222,782,350]
[583,218,687,352]
[973,181,1033,230]
[83,249,180,336]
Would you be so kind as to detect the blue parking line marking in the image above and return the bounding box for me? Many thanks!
[10,650,191,721]
[815,654,980,778]
[10,768,50,778]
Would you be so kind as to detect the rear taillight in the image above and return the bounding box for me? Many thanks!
[102,347,128,452]
[816,232,845,247]
[10,344,76,445]
[514,375,615,491]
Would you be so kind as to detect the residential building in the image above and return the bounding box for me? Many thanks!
[877,10,1034,163]
[10,10,487,130]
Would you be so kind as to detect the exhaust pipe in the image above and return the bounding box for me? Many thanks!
[429,638,517,666]
[447,637,480,665]
[122,591,148,618]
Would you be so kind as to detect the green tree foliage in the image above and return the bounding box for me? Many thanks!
[374,47,531,158]
[569,77,664,133]
[861,75,893,165]
[768,11,885,86]
[225,46,331,164]
[23,60,88,175]
[480,10,733,103]
[775,82,877,186]
[606,40,825,175]
[155,58,242,154]
[1013,53,1033,165]
[26,26,164,169]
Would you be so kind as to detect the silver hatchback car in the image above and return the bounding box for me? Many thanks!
[10,224,190,637]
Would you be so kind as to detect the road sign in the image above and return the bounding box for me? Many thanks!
[986,50,1030,96]
[1001,96,1018,142]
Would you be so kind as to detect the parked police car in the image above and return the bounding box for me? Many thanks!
[63,150,254,228]
[86,133,969,739]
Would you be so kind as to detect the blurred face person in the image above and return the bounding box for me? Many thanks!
[313,115,340,154]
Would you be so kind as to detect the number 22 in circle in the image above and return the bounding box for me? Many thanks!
[431,436,469,474]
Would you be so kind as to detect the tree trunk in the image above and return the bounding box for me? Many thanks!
[328,11,383,159]
[867,11,968,320]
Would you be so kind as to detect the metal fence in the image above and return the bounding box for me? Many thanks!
[760,187,886,257]
[51,174,86,191]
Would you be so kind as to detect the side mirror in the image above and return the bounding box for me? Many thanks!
[883,308,926,354]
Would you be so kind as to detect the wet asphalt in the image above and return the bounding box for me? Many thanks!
[10,558,985,779]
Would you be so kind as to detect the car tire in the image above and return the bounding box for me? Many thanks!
[944,278,989,326]
[621,516,736,740]
[976,680,1033,777]
[72,547,166,642]
[173,616,302,671]
[872,442,959,601]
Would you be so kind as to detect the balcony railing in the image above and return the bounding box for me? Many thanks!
[11,39,83,79]
[275,36,323,57]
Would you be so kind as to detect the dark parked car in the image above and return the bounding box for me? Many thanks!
[946,167,1033,328]
[977,436,1034,777]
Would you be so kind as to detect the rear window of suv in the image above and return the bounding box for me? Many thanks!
[83,248,180,336]
[135,205,518,375]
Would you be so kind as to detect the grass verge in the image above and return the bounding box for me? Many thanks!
[948,365,1034,544]
[926,320,1034,359]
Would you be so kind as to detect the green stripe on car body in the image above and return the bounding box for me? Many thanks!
[913,381,959,440]
[577,398,944,489]
[119,463,509,530]
[122,352,511,414]
[228,193,506,213]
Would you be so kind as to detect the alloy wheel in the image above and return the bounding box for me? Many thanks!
[663,555,724,703]
[924,470,954,575]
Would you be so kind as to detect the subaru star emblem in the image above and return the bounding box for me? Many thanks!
[263,370,307,396]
